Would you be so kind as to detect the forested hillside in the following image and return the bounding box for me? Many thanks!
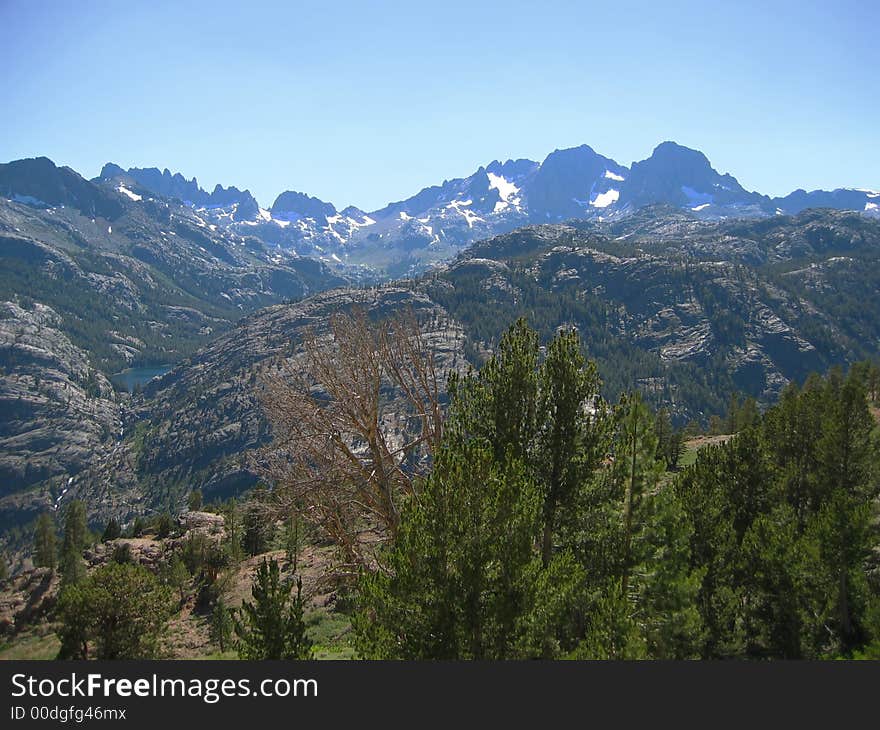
[2,316,878,660]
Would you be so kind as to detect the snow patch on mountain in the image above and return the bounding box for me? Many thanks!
[590,189,619,208]
[604,170,625,182]
[486,172,521,213]
[446,199,483,227]
[117,185,142,202]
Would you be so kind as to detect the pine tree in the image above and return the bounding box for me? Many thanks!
[59,500,89,586]
[210,598,234,653]
[673,441,749,658]
[165,556,190,605]
[613,394,663,600]
[354,440,582,659]
[61,501,89,554]
[155,513,174,539]
[33,513,57,569]
[355,321,600,659]
[535,328,607,567]
[579,394,703,658]
[102,518,121,542]
[739,504,813,658]
[654,408,685,471]
[241,500,274,556]
[234,558,312,660]
[762,380,823,522]
[219,498,241,562]
[187,490,203,511]
[56,562,174,659]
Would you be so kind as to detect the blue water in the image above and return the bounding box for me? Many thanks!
[111,365,172,392]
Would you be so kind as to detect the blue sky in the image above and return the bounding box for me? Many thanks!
[1,0,877,211]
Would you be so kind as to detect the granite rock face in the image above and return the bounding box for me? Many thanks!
[133,286,469,504]
[0,301,122,526]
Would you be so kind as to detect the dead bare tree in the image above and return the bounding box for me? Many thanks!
[254,306,443,574]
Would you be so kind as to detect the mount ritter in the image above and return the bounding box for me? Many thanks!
[1,139,879,563]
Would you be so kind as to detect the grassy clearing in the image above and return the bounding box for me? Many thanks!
[0,631,60,661]
[680,434,734,470]
[306,608,357,660]
[198,650,238,660]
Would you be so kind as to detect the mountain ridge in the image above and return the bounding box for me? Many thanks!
[74,141,879,276]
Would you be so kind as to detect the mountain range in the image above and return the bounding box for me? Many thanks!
[92,141,879,275]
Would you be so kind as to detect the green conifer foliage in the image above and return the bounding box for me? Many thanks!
[234,558,312,660]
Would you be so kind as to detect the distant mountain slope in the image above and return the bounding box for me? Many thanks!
[75,287,466,523]
[0,157,348,530]
[1,157,347,370]
[50,207,878,523]
[432,209,880,411]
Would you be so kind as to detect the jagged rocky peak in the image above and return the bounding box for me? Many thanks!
[486,158,539,180]
[97,163,260,215]
[0,156,124,219]
[340,204,366,218]
[98,164,202,203]
[99,162,127,179]
[619,141,765,211]
[524,144,627,221]
[270,190,337,221]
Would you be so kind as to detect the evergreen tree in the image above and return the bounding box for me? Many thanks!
[807,490,873,655]
[534,328,607,567]
[61,500,89,555]
[111,543,133,564]
[579,394,702,658]
[241,502,274,556]
[165,555,190,605]
[654,408,685,470]
[155,513,174,539]
[187,490,203,512]
[234,558,312,660]
[283,514,304,566]
[210,598,234,653]
[219,498,241,562]
[356,321,605,658]
[739,504,814,658]
[355,440,582,659]
[102,518,121,542]
[674,442,751,657]
[762,380,823,522]
[33,513,57,569]
[59,501,89,586]
[56,562,174,659]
